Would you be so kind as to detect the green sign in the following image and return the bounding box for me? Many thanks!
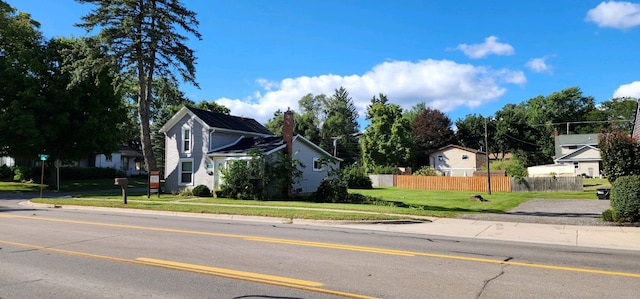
[38,154,49,161]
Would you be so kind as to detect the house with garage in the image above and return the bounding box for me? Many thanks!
[159,106,340,194]
[527,133,602,178]
[553,133,601,178]
[429,144,488,176]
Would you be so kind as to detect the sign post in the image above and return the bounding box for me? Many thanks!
[148,171,161,198]
[38,154,49,198]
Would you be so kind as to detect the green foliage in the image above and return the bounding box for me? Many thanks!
[315,177,349,203]
[342,165,373,189]
[601,209,618,222]
[75,0,202,171]
[414,166,438,176]
[192,184,212,197]
[455,114,486,151]
[219,151,305,200]
[599,131,640,183]
[13,166,34,182]
[361,93,413,172]
[370,165,395,174]
[0,165,12,181]
[610,175,640,222]
[411,107,457,167]
[320,87,360,166]
[489,158,528,180]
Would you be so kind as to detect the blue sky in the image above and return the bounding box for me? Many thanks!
[12,0,640,128]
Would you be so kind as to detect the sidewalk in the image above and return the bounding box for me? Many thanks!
[315,217,640,252]
[19,199,640,252]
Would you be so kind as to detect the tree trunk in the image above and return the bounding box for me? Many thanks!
[138,81,157,172]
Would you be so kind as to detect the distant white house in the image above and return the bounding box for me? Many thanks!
[528,133,602,178]
[76,145,146,176]
[0,156,14,167]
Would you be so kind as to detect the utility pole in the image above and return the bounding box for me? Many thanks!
[484,117,492,195]
[331,136,341,156]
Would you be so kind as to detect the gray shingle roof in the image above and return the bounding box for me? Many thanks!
[208,136,285,155]
[186,107,273,135]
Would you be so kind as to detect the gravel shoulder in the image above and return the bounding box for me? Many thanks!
[458,199,612,226]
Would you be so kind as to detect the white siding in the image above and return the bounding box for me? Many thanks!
[292,139,338,193]
[164,114,212,193]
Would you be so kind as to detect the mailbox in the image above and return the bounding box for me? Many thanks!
[114,178,128,187]
[115,178,128,204]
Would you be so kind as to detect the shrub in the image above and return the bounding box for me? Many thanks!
[178,187,193,197]
[341,165,372,189]
[601,209,618,222]
[0,165,12,181]
[192,185,212,197]
[610,175,640,222]
[13,166,34,181]
[315,177,349,203]
[413,166,437,176]
[489,158,528,180]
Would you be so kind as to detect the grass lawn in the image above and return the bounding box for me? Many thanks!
[12,178,608,220]
[0,177,148,193]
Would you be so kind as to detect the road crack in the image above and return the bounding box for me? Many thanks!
[476,264,507,299]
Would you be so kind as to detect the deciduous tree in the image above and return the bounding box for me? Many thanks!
[360,94,412,172]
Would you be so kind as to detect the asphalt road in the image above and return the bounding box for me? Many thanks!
[2,196,640,298]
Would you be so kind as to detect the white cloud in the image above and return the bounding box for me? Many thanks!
[455,36,515,59]
[586,1,640,29]
[525,57,553,73]
[215,59,525,124]
[613,81,640,98]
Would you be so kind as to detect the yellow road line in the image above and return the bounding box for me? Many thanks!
[0,240,378,299]
[137,257,322,286]
[3,214,640,278]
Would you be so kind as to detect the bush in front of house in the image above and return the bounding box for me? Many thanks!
[315,177,349,203]
[413,166,437,176]
[192,185,212,197]
[610,175,640,222]
[341,165,372,189]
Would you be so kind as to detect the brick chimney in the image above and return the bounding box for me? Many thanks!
[283,109,294,158]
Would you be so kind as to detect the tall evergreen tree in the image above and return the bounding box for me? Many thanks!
[320,87,360,165]
[75,0,202,171]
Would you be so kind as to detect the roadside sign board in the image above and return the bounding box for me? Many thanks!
[148,171,161,198]
[38,154,49,161]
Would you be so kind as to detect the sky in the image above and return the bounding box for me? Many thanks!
[11,0,640,129]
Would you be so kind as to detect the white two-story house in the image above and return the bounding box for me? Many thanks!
[159,106,340,194]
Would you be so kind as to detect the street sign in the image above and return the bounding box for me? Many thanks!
[38,154,49,161]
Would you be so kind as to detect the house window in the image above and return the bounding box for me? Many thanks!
[105,154,112,162]
[437,155,444,161]
[462,155,469,160]
[182,127,191,153]
[179,158,194,185]
[313,158,323,171]
[568,145,578,150]
[574,162,579,169]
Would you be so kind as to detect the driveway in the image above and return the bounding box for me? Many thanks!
[459,199,612,226]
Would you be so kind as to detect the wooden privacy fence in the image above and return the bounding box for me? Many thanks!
[394,175,511,192]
